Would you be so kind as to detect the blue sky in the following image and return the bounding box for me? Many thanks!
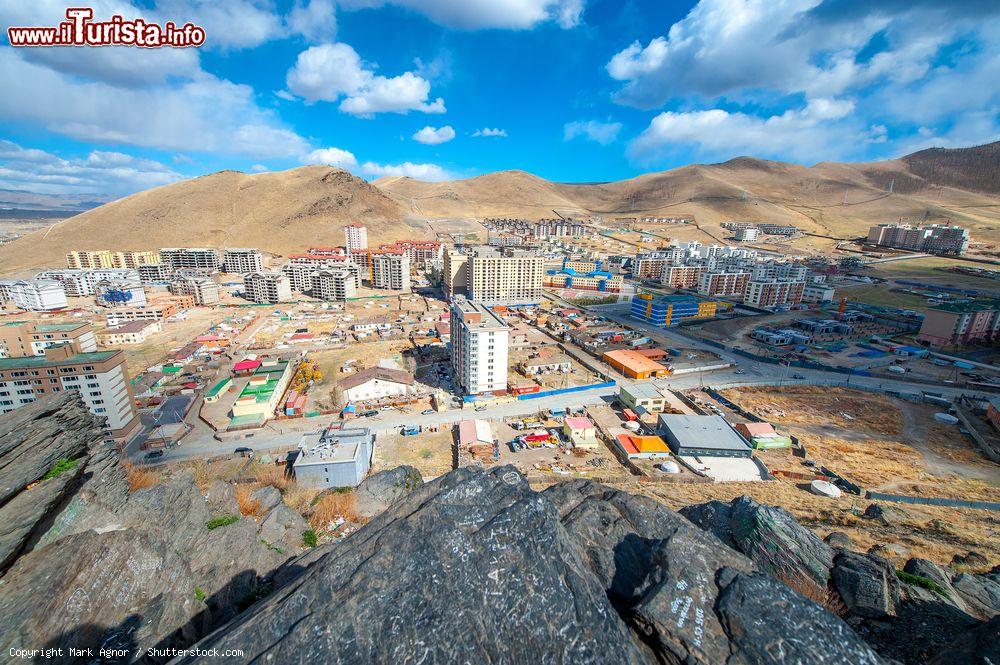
[0,0,997,201]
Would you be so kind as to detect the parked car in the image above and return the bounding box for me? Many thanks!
[360,409,379,417]
[421,408,435,415]
[791,373,806,380]
[234,447,254,457]
[144,450,164,460]
[734,368,745,375]
[474,405,487,412]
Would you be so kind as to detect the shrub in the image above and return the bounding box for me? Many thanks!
[194,587,205,602]
[310,492,359,530]
[255,463,290,491]
[896,570,948,596]
[302,529,318,548]
[123,462,160,492]
[205,514,239,531]
[234,484,261,517]
[42,458,78,481]
[283,483,321,515]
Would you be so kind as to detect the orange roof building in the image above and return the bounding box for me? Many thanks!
[615,433,672,459]
[603,349,670,379]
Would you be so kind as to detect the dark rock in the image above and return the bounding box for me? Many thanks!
[353,465,423,518]
[178,467,647,664]
[903,558,955,593]
[930,614,1000,665]
[204,480,238,515]
[950,572,1000,619]
[0,529,198,656]
[258,503,307,552]
[951,550,990,570]
[682,495,835,591]
[825,531,854,549]
[862,503,909,525]
[250,485,282,515]
[831,550,899,619]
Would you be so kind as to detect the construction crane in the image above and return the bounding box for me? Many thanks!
[836,297,847,320]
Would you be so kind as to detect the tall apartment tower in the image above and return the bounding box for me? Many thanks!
[466,247,543,305]
[345,224,368,252]
[223,248,264,274]
[450,298,509,396]
[371,253,410,291]
[443,249,469,300]
[311,269,358,301]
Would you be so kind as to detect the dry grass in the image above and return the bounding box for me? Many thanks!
[283,483,322,515]
[255,463,291,491]
[309,492,360,530]
[190,459,243,492]
[122,461,160,492]
[234,483,261,517]
[722,386,902,437]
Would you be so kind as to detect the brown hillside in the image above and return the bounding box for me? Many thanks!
[0,166,411,273]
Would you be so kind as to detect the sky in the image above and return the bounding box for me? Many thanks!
[0,0,998,202]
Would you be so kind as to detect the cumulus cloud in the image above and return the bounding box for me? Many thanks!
[302,146,452,181]
[337,0,585,29]
[412,125,456,145]
[563,120,622,145]
[286,0,337,42]
[285,43,446,115]
[0,50,309,159]
[629,98,857,163]
[473,128,508,137]
[0,140,182,196]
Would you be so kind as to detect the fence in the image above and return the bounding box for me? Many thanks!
[517,381,616,401]
[866,491,1000,511]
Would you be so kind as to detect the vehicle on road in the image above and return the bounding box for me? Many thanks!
[474,405,487,412]
[144,450,164,460]
[734,368,745,375]
[360,409,379,417]
[234,447,254,457]
[421,408,435,415]
[791,373,806,380]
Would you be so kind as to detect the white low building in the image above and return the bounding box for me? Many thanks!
[8,280,68,311]
[338,366,415,403]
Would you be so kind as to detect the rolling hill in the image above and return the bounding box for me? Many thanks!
[0,166,409,274]
[2,142,998,273]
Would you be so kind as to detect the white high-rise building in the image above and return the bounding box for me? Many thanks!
[312,269,358,301]
[8,280,68,311]
[223,248,263,274]
[345,224,368,252]
[466,247,543,305]
[243,272,292,304]
[159,248,221,272]
[450,299,509,396]
[372,253,410,291]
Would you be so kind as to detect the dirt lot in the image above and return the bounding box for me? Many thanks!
[373,427,455,479]
[683,385,1000,566]
[309,340,414,410]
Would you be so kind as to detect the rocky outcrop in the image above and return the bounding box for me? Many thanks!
[179,470,881,664]
[680,496,835,591]
[931,615,1000,665]
[831,550,900,619]
[353,465,423,518]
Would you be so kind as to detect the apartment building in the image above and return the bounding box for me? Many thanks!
[244,272,292,304]
[698,271,751,297]
[543,269,622,292]
[105,294,194,325]
[633,250,685,280]
[222,248,264,274]
[801,283,836,303]
[66,250,114,269]
[372,253,411,291]
[751,262,810,282]
[465,247,543,305]
[631,294,722,326]
[450,299,509,396]
[0,345,139,443]
[743,280,805,308]
[138,263,172,284]
[734,228,760,242]
[378,241,443,269]
[97,320,162,346]
[443,249,469,299]
[0,321,97,358]
[661,265,704,289]
[867,223,969,255]
[159,248,221,272]
[345,224,368,252]
[917,301,1000,347]
[36,268,140,297]
[170,276,221,305]
[7,280,68,311]
[312,269,358,301]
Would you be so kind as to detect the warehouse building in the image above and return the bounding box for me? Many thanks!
[293,426,373,488]
[657,414,753,458]
[603,349,670,379]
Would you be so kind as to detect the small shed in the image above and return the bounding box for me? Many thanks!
[563,416,599,448]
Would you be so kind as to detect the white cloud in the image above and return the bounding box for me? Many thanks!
[286,0,337,42]
[473,127,508,137]
[0,140,182,196]
[629,98,857,163]
[249,164,269,172]
[563,120,622,145]
[0,50,309,159]
[301,146,451,181]
[412,125,456,145]
[285,43,446,115]
[337,0,585,29]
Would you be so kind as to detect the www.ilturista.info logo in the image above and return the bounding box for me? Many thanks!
[7,7,206,48]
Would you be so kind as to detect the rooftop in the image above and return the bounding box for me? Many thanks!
[603,349,669,374]
[929,300,1000,314]
[339,366,414,391]
[0,350,119,370]
[657,414,752,452]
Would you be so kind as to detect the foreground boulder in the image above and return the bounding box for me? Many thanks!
[179,468,882,664]
[353,465,423,518]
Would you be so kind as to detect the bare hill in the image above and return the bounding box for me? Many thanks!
[0,166,410,273]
